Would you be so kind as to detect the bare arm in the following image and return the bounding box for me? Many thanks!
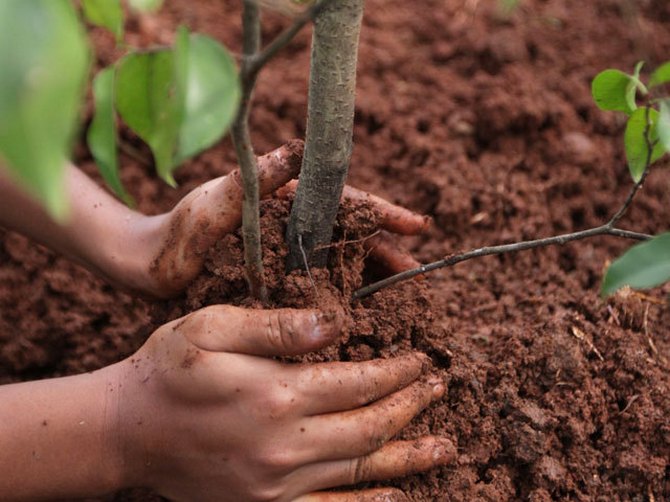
[0,366,125,500]
[0,163,164,293]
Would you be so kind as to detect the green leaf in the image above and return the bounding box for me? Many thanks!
[624,107,666,182]
[176,34,241,162]
[602,233,670,296]
[81,0,124,42]
[658,100,670,154]
[0,1,90,220]
[650,61,670,87]
[592,69,637,115]
[115,50,181,186]
[128,0,164,12]
[88,67,134,206]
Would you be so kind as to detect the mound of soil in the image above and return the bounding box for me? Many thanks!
[1,0,670,500]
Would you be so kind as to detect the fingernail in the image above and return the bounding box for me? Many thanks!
[433,438,456,463]
[311,311,342,342]
[427,376,445,399]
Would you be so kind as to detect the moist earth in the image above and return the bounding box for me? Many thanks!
[1,0,670,500]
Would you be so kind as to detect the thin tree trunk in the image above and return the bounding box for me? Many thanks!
[285,0,365,270]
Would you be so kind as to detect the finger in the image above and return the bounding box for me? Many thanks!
[293,353,430,415]
[275,181,430,236]
[171,305,344,357]
[305,379,444,460]
[364,231,422,275]
[295,437,455,495]
[341,186,431,235]
[185,139,305,237]
[296,488,408,501]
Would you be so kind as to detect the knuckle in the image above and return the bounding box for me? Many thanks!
[360,424,389,454]
[249,483,285,502]
[349,455,374,485]
[264,388,297,418]
[257,447,296,474]
[266,310,300,352]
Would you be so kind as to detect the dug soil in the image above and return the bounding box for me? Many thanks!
[2,0,670,500]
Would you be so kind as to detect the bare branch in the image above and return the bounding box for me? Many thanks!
[231,0,267,302]
[353,106,663,300]
[245,0,337,80]
[353,225,651,300]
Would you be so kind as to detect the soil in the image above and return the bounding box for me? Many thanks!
[2,0,670,500]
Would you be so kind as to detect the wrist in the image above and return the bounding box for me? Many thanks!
[101,211,168,297]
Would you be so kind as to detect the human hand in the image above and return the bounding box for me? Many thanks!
[127,143,430,299]
[115,305,454,501]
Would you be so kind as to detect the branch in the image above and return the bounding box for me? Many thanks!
[353,163,654,300]
[231,0,267,302]
[245,0,337,80]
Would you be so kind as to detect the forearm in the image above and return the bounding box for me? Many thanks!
[0,366,126,500]
[0,164,164,292]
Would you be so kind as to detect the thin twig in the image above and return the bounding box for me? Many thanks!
[299,234,319,299]
[231,1,267,302]
[314,230,381,251]
[353,225,650,299]
[245,0,337,80]
[354,109,663,300]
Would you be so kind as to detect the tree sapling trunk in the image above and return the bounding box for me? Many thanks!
[285,0,365,270]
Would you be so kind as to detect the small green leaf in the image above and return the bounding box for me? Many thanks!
[0,0,90,220]
[113,32,239,186]
[624,107,666,182]
[115,50,181,186]
[88,67,134,206]
[81,0,124,42]
[602,233,670,296]
[176,34,241,162]
[658,100,670,154]
[128,0,164,12]
[592,69,637,115]
[650,61,670,88]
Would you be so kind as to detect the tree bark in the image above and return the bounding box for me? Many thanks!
[285,0,365,270]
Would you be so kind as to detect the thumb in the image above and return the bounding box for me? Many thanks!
[174,305,344,357]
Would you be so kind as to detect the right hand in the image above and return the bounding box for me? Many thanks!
[115,305,454,501]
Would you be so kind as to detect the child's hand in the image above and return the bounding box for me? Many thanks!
[0,140,429,299]
[116,305,454,501]
[139,143,430,299]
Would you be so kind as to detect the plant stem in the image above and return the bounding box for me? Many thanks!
[285,0,365,270]
[231,0,267,302]
[353,174,653,300]
[230,0,336,301]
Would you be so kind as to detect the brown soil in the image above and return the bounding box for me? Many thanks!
[2,0,670,500]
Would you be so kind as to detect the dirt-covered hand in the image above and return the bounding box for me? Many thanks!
[115,305,454,501]
[137,140,304,298]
